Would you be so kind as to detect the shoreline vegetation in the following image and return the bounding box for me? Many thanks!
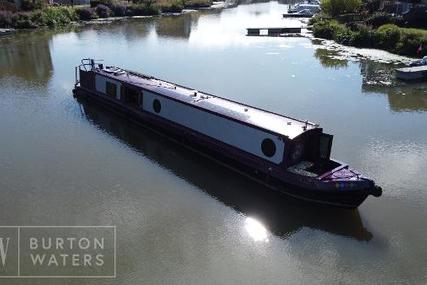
[0,0,215,30]
[310,0,427,58]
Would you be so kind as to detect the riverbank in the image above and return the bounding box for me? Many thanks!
[310,15,427,58]
[0,0,221,30]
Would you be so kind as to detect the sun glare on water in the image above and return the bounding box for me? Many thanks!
[245,217,269,242]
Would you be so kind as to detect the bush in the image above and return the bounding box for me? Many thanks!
[335,28,355,45]
[95,4,112,18]
[395,28,427,56]
[128,4,159,16]
[352,24,375,47]
[157,0,183,13]
[12,12,36,28]
[76,7,98,21]
[0,10,13,28]
[321,0,362,17]
[90,0,115,8]
[366,12,403,28]
[376,24,401,49]
[335,13,362,23]
[21,0,45,11]
[111,4,127,17]
[183,0,212,8]
[37,7,77,27]
[312,19,345,39]
[313,18,427,57]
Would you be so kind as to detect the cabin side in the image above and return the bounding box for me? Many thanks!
[78,65,335,177]
[79,69,289,166]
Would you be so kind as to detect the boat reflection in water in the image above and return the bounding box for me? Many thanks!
[77,98,373,241]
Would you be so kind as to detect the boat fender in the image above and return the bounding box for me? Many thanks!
[371,186,382,197]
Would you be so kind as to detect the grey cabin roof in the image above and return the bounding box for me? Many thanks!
[97,67,319,139]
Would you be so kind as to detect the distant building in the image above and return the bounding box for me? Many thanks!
[380,0,412,14]
[0,0,21,10]
[379,0,426,14]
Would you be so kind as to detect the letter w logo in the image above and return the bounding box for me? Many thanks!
[0,238,10,267]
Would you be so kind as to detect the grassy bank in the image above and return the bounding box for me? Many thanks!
[0,0,213,29]
[311,16,427,58]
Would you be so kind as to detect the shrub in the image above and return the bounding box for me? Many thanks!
[183,0,212,8]
[111,4,127,17]
[12,12,36,28]
[335,28,355,45]
[157,0,183,13]
[366,12,402,28]
[321,0,362,17]
[21,0,45,11]
[38,7,77,27]
[76,7,98,21]
[352,24,375,47]
[376,24,401,49]
[90,0,115,8]
[0,10,13,28]
[128,4,159,16]
[395,28,427,57]
[311,17,427,57]
[335,13,362,23]
[312,19,345,39]
[95,4,112,18]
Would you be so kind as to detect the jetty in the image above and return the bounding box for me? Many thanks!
[395,66,427,81]
[246,27,302,37]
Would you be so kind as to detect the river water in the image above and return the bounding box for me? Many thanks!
[1,2,427,284]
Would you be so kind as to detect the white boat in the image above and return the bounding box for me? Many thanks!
[408,56,427,67]
[288,1,321,14]
[283,8,316,18]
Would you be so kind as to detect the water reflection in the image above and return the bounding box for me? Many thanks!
[78,98,373,241]
[360,60,427,112]
[314,49,348,69]
[314,47,427,112]
[245,217,269,242]
[0,32,53,83]
[155,14,197,39]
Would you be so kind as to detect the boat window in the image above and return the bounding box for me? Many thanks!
[153,99,161,113]
[106,81,116,98]
[261,138,276,157]
[291,141,304,163]
[124,87,140,107]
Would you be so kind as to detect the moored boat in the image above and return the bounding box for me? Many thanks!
[73,59,382,208]
[395,65,427,80]
[288,1,320,14]
[283,9,316,18]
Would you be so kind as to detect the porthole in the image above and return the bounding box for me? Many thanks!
[261,138,276,157]
[153,99,161,113]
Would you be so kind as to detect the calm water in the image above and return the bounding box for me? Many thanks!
[1,2,427,284]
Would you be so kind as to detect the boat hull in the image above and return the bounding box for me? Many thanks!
[395,66,427,80]
[73,86,374,208]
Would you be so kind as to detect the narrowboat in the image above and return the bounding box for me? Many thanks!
[73,59,382,208]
